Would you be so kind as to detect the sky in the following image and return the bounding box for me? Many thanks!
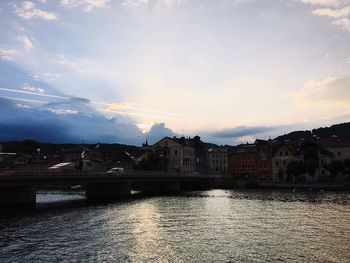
[0,0,349,146]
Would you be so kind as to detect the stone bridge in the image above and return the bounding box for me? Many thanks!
[0,172,222,207]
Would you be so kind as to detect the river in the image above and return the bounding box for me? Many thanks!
[1,189,349,262]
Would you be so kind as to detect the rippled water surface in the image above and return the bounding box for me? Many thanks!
[1,190,350,263]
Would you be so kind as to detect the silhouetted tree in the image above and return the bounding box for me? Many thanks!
[343,159,350,175]
[326,160,344,177]
[286,161,306,182]
[136,148,168,171]
[305,160,318,179]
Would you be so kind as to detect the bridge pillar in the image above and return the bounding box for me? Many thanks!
[85,183,131,200]
[181,181,212,191]
[139,182,181,193]
[0,186,36,208]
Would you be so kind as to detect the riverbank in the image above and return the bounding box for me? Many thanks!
[216,178,350,191]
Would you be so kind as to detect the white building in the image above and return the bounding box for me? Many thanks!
[208,148,228,174]
[272,143,297,182]
[153,137,195,174]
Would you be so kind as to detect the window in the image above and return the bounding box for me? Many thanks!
[280,152,283,156]
[338,152,341,156]
[276,161,279,166]
[175,149,178,155]
[285,151,288,156]
[283,160,286,165]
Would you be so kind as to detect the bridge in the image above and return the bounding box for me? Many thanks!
[0,172,222,208]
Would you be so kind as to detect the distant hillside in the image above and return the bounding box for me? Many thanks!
[276,122,350,142]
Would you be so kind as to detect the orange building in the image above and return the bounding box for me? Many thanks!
[228,139,273,180]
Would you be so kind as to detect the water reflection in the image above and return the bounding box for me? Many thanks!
[128,203,163,261]
[0,190,349,263]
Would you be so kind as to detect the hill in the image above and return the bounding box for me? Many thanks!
[276,122,350,142]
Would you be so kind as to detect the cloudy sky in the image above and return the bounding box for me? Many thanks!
[0,0,349,145]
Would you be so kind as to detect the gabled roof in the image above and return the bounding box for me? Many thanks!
[208,147,228,153]
[298,141,334,156]
[272,142,298,156]
[153,136,194,147]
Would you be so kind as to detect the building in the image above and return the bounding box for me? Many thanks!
[272,143,298,181]
[13,153,32,166]
[61,146,104,171]
[272,140,334,182]
[152,137,195,174]
[297,141,333,182]
[228,139,273,180]
[319,136,350,161]
[208,147,228,174]
[187,136,209,174]
[113,151,136,171]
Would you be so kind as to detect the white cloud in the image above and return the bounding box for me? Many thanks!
[312,5,350,18]
[43,72,62,80]
[237,135,256,144]
[300,0,350,31]
[332,17,350,30]
[300,0,344,6]
[17,35,33,51]
[290,76,350,110]
[16,104,32,109]
[22,85,45,94]
[121,0,187,9]
[0,87,68,100]
[48,108,78,115]
[15,1,58,20]
[122,0,149,8]
[61,0,109,12]
[22,1,35,10]
[0,47,20,61]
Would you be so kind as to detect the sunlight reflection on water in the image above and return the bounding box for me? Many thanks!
[0,189,349,263]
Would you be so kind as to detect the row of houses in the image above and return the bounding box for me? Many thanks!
[132,135,350,182]
[1,135,350,182]
[0,146,104,173]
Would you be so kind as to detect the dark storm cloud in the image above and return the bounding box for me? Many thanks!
[146,123,178,144]
[0,98,144,144]
[209,126,275,139]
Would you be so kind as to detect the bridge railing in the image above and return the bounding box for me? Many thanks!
[0,170,105,177]
[0,169,223,178]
